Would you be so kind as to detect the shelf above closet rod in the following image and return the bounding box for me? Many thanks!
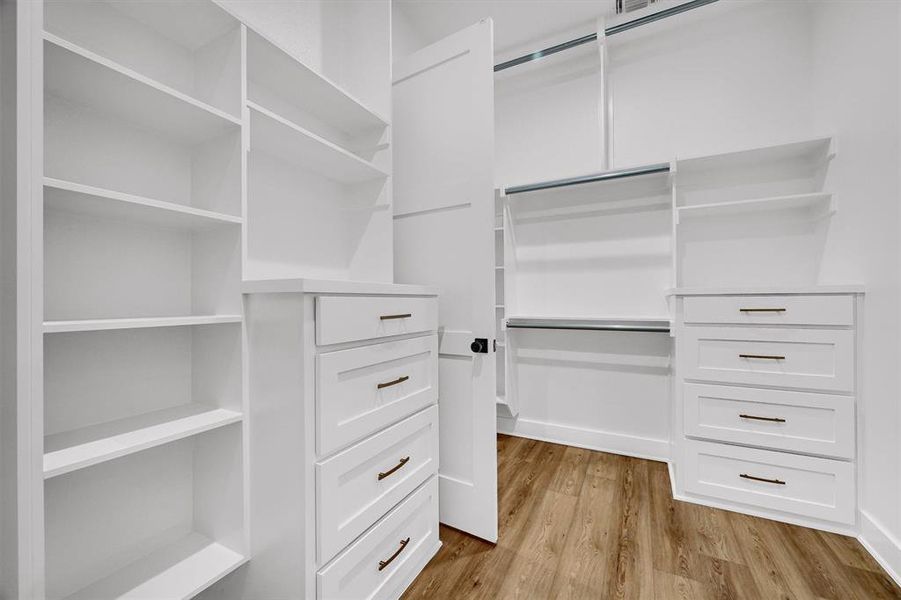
[506,317,671,333]
[504,163,670,195]
[494,0,719,72]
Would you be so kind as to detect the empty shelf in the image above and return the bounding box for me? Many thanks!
[63,532,246,600]
[44,33,240,145]
[677,192,834,219]
[248,101,388,184]
[44,315,243,334]
[506,316,670,333]
[45,404,242,479]
[44,178,243,229]
[246,29,387,137]
[677,136,834,176]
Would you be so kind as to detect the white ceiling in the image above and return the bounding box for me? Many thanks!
[394,0,615,54]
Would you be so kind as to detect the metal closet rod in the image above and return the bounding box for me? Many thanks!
[506,318,670,333]
[494,0,720,72]
[504,162,670,196]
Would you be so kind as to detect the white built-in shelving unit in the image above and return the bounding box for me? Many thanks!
[10,0,392,597]
[39,1,248,598]
[494,135,836,427]
[243,7,392,283]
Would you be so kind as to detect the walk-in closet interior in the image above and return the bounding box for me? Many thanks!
[2,0,901,598]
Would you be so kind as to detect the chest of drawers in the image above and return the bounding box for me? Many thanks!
[672,288,863,532]
[243,279,441,600]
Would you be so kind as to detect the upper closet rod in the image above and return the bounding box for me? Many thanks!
[494,0,720,72]
[504,162,669,196]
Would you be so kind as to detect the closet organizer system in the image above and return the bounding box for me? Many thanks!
[492,0,863,535]
[7,1,439,599]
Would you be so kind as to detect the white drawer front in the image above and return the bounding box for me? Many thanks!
[317,406,438,565]
[316,296,438,346]
[318,335,438,457]
[318,477,439,600]
[681,326,854,392]
[683,440,855,524]
[683,383,854,458]
[683,295,854,326]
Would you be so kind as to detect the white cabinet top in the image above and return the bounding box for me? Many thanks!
[242,278,439,296]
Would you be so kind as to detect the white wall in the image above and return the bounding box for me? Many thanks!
[808,0,901,579]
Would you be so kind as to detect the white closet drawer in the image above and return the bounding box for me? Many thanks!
[683,383,854,458]
[317,335,438,457]
[683,295,854,327]
[683,440,855,524]
[317,406,438,564]
[316,296,438,346]
[318,477,439,600]
[680,326,854,392]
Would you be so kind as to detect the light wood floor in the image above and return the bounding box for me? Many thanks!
[402,435,901,600]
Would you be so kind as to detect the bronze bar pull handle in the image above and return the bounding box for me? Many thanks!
[739,413,786,423]
[740,473,786,485]
[739,308,787,313]
[380,313,412,320]
[378,457,410,481]
[739,354,785,360]
[377,375,409,390]
[378,538,411,571]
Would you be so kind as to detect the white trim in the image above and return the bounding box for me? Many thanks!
[497,416,670,462]
[858,510,901,587]
[672,490,858,537]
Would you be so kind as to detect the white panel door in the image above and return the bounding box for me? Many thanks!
[392,19,497,542]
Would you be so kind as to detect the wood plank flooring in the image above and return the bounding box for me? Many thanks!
[402,435,901,600]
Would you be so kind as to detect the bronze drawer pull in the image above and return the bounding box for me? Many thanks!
[739,354,785,360]
[377,375,409,390]
[739,308,786,313]
[378,537,411,571]
[739,413,786,423]
[740,473,785,485]
[378,456,410,481]
[380,313,412,320]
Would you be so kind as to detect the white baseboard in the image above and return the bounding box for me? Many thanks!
[859,510,901,587]
[497,416,670,462]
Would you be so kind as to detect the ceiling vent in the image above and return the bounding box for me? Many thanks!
[616,0,659,13]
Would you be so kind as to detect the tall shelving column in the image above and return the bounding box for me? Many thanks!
[36,1,249,598]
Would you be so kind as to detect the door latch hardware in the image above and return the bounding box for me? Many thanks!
[471,338,488,353]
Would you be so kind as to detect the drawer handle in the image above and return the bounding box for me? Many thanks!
[739,413,786,423]
[740,473,786,485]
[380,313,412,320]
[377,375,409,390]
[378,456,410,481]
[378,537,411,571]
[739,354,785,361]
[739,308,786,313]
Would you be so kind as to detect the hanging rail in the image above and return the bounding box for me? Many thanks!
[504,162,670,196]
[494,0,720,72]
[506,317,670,333]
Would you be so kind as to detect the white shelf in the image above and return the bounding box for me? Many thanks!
[44,178,243,230]
[677,192,834,219]
[248,101,388,184]
[677,136,834,176]
[63,532,246,600]
[44,315,243,334]
[246,28,387,137]
[45,404,242,479]
[44,33,240,145]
